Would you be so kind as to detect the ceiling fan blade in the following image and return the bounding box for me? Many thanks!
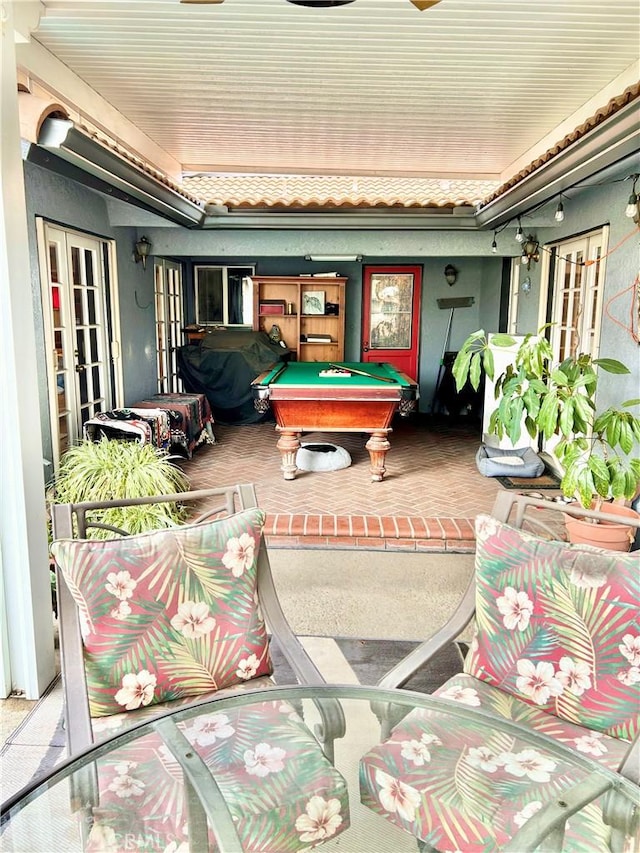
[409,0,442,9]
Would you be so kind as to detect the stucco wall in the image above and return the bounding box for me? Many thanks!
[24,160,114,475]
[531,180,639,411]
[23,160,155,472]
[115,245,159,404]
[143,234,501,411]
[23,159,637,450]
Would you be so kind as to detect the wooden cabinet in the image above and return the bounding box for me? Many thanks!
[252,276,346,362]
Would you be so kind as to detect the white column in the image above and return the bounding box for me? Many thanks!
[0,2,55,698]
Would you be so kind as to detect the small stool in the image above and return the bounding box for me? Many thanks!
[296,443,352,472]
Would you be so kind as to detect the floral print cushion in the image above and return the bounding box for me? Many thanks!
[435,674,630,771]
[51,509,273,717]
[360,677,637,852]
[464,515,640,739]
[86,699,350,852]
[90,675,275,744]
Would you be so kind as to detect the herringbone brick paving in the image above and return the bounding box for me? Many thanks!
[179,416,507,550]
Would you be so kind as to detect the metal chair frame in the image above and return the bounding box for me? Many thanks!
[375,492,640,852]
[51,484,346,760]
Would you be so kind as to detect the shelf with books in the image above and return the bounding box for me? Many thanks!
[252,275,346,361]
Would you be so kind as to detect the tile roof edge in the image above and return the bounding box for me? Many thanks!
[479,82,640,209]
[75,122,203,206]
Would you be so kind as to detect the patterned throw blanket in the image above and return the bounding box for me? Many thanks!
[83,394,214,457]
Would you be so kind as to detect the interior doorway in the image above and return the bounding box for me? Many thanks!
[37,220,121,470]
[361,265,422,378]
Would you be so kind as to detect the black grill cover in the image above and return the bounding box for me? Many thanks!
[177,330,286,425]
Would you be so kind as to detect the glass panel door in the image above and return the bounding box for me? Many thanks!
[155,259,184,393]
[39,223,114,468]
[361,266,422,378]
[549,229,607,362]
[544,227,608,461]
[46,230,73,462]
[70,237,109,430]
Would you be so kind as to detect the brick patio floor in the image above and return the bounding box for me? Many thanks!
[178,415,511,550]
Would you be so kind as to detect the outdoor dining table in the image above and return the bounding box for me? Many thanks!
[1,684,638,852]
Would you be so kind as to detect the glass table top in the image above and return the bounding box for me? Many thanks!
[1,684,638,853]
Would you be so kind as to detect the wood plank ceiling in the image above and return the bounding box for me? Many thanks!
[28,0,640,198]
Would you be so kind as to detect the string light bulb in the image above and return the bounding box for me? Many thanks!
[515,219,524,243]
[491,233,498,253]
[625,175,639,219]
[555,199,565,222]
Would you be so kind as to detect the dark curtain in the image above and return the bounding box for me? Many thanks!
[228,272,244,325]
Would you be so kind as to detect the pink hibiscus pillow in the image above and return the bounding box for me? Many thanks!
[51,508,272,717]
[464,515,640,739]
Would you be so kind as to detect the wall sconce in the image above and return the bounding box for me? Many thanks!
[521,235,540,270]
[444,264,458,286]
[133,236,151,270]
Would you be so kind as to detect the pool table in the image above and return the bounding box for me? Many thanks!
[251,361,419,480]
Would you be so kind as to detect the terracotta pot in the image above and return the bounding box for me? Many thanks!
[564,502,640,552]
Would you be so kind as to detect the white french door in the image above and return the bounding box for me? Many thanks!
[547,227,608,363]
[154,259,184,393]
[541,227,608,462]
[38,221,120,469]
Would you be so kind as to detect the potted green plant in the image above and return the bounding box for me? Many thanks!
[452,328,640,549]
[49,438,191,538]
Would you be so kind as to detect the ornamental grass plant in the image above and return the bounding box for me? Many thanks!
[50,439,190,538]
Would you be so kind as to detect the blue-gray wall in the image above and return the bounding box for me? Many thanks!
[529,180,639,411]
[135,231,506,408]
[24,158,638,460]
[24,160,157,473]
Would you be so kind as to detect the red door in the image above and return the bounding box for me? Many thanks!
[361,265,421,379]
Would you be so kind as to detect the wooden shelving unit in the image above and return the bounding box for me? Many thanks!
[252,275,347,362]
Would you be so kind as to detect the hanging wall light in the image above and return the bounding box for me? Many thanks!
[491,232,498,253]
[134,236,152,270]
[555,197,565,222]
[444,264,458,286]
[521,235,540,270]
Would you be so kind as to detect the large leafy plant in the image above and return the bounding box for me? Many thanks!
[452,329,640,507]
[50,439,190,538]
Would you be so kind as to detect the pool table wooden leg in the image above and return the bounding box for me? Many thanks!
[276,429,301,480]
[365,431,391,482]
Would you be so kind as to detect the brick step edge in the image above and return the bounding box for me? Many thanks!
[264,514,476,552]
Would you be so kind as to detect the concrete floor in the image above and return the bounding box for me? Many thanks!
[269,548,474,641]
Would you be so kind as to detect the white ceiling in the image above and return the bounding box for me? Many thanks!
[22,0,639,188]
